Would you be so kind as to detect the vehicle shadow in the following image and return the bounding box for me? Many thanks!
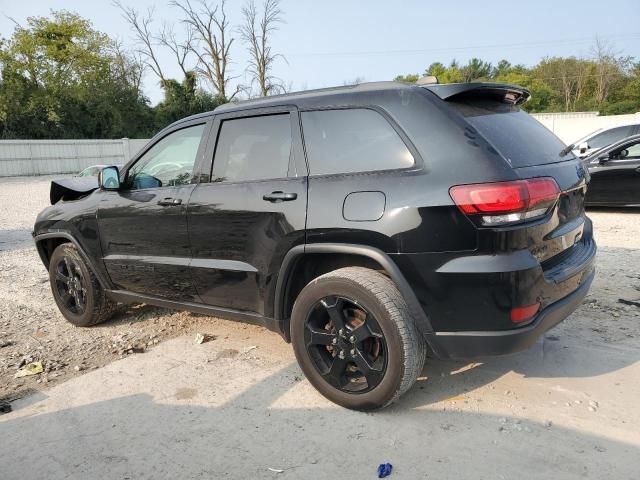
[402,331,640,409]
[0,362,636,480]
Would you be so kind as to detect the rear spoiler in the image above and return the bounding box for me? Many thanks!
[422,82,530,105]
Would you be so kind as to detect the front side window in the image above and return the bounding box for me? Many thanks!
[589,126,635,150]
[127,124,206,190]
[301,108,414,175]
[212,114,292,182]
[612,140,640,160]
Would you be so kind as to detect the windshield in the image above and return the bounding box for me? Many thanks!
[450,99,575,168]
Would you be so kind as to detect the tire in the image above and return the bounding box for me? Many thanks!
[291,267,426,410]
[48,243,118,327]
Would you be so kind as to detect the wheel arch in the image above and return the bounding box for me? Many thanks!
[34,232,111,289]
[274,243,434,342]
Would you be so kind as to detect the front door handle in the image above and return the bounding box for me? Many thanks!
[157,197,182,206]
[263,191,297,203]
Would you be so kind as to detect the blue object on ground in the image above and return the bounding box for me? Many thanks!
[377,463,393,478]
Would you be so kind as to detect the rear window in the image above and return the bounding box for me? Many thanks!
[450,100,572,168]
[588,125,635,149]
[301,109,415,175]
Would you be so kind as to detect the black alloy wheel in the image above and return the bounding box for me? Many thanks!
[48,243,118,327]
[291,267,426,410]
[304,295,387,393]
[53,255,87,315]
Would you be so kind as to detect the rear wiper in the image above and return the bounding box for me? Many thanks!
[559,143,574,157]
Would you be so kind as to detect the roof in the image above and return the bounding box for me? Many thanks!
[176,80,530,124]
[213,81,414,113]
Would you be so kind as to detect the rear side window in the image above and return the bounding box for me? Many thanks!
[212,114,292,182]
[301,109,414,175]
[451,100,571,168]
[589,125,635,149]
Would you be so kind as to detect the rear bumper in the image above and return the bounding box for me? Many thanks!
[425,268,595,359]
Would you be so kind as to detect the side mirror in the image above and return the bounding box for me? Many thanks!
[578,142,589,155]
[598,154,610,165]
[99,166,120,190]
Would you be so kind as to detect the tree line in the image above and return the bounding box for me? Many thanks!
[0,0,285,139]
[395,41,640,115]
[1,3,639,140]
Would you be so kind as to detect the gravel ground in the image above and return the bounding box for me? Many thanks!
[1,175,639,405]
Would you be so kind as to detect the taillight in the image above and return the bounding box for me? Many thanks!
[511,302,540,323]
[449,177,560,225]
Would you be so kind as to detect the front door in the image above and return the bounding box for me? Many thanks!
[188,108,308,316]
[588,139,640,205]
[97,121,210,301]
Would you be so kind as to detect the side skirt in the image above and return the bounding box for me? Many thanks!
[106,290,284,337]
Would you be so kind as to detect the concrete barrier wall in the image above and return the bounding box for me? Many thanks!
[1,111,639,177]
[0,138,149,177]
[531,112,640,144]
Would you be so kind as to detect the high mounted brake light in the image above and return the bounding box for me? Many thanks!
[449,178,560,225]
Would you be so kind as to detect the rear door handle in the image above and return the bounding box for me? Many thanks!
[157,197,182,206]
[263,191,297,203]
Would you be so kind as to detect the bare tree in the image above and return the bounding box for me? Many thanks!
[171,0,239,100]
[110,39,146,95]
[591,37,630,106]
[536,57,589,112]
[158,22,195,79]
[240,0,285,97]
[114,1,166,82]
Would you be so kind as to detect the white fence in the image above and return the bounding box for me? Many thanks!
[1,111,640,177]
[531,112,640,144]
[0,138,149,177]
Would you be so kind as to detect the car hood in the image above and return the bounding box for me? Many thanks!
[50,177,99,204]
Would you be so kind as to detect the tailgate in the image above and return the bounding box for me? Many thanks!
[514,159,592,268]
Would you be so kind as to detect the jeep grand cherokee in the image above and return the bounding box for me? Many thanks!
[34,81,596,410]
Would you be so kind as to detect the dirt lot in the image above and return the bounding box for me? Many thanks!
[1,176,639,401]
[0,175,639,479]
[0,176,267,401]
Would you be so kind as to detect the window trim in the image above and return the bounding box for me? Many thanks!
[203,105,307,186]
[298,105,423,178]
[120,119,212,192]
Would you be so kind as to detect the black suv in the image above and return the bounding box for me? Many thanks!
[34,81,596,410]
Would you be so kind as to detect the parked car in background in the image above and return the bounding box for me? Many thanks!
[77,164,123,177]
[33,81,596,410]
[584,134,640,207]
[570,123,640,158]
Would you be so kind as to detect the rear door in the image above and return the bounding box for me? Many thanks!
[587,138,640,205]
[187,106,307,317]
[97,120,210,301]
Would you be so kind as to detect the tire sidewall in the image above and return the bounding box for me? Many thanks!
[49,244,98,327]
[291,274,406,410]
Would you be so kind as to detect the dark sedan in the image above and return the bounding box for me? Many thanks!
[584,134,640,207]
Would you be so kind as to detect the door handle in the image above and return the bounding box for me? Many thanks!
[157,197,182,206]
[263,191,297,203]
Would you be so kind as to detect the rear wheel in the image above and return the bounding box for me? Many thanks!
[291,267,426,410]
[49,243,117,327]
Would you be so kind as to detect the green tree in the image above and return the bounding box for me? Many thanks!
[393,47,640,115]
[0,11,154,139]
[154,71,225,128]
[394,73,419,84]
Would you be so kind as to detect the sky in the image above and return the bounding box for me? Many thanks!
[1,0,639,105]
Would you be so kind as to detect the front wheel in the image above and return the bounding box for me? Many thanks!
[48,243,118,327]
[291,267,426,410]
